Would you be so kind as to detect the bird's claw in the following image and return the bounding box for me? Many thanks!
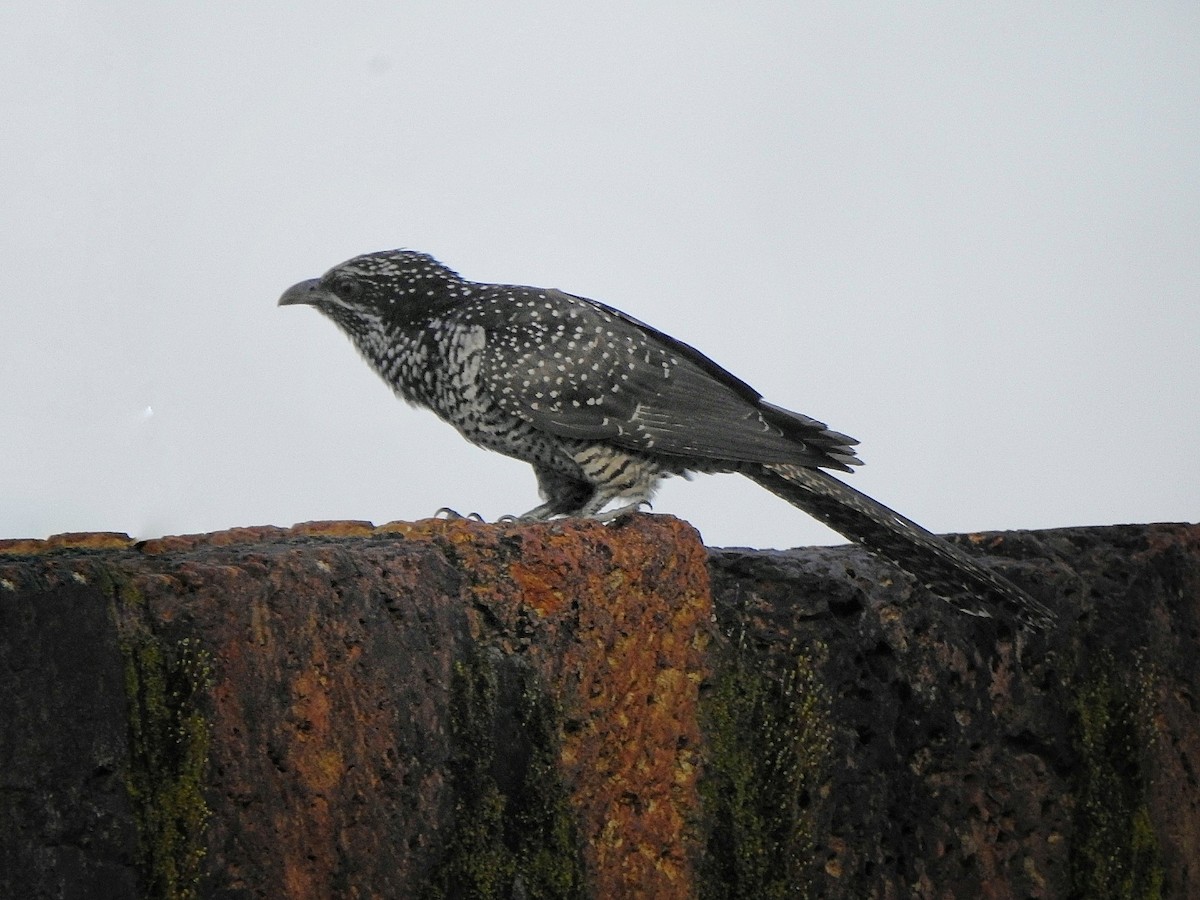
[434,507,485,522]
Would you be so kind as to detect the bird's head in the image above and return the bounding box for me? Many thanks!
[278,249,468,336]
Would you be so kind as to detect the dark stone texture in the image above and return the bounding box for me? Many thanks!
[706,523,1200,898]
[0,566,139,899]
[1,518,1197,899]
[1,517,709,899]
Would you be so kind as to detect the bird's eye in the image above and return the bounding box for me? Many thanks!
[331,274,363,300]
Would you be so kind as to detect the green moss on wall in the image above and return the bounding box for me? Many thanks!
[423,647,584,899]
[698,633,833,900]
[111,580,213,900]
[1069,651,1164,900]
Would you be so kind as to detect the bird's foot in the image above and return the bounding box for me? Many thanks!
[434,507,486,522]
[591,500,653,523]
[511,503,559,522]
[469,501,653,525]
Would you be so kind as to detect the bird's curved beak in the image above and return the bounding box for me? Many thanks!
[278,278,326,307]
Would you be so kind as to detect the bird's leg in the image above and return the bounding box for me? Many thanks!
[511,466,596,521]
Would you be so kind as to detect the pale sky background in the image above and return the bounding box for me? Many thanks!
[2,3,1197,550]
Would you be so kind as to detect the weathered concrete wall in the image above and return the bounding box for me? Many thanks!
[1,518,1197,898]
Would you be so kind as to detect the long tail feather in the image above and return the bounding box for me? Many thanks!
[747,464,1056,630]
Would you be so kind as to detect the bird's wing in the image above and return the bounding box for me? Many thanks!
[474,289,859,471]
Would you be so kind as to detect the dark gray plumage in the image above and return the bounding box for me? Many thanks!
[280,249,1055,629]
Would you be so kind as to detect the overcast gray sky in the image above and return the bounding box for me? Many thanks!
[2,3,1197,549]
